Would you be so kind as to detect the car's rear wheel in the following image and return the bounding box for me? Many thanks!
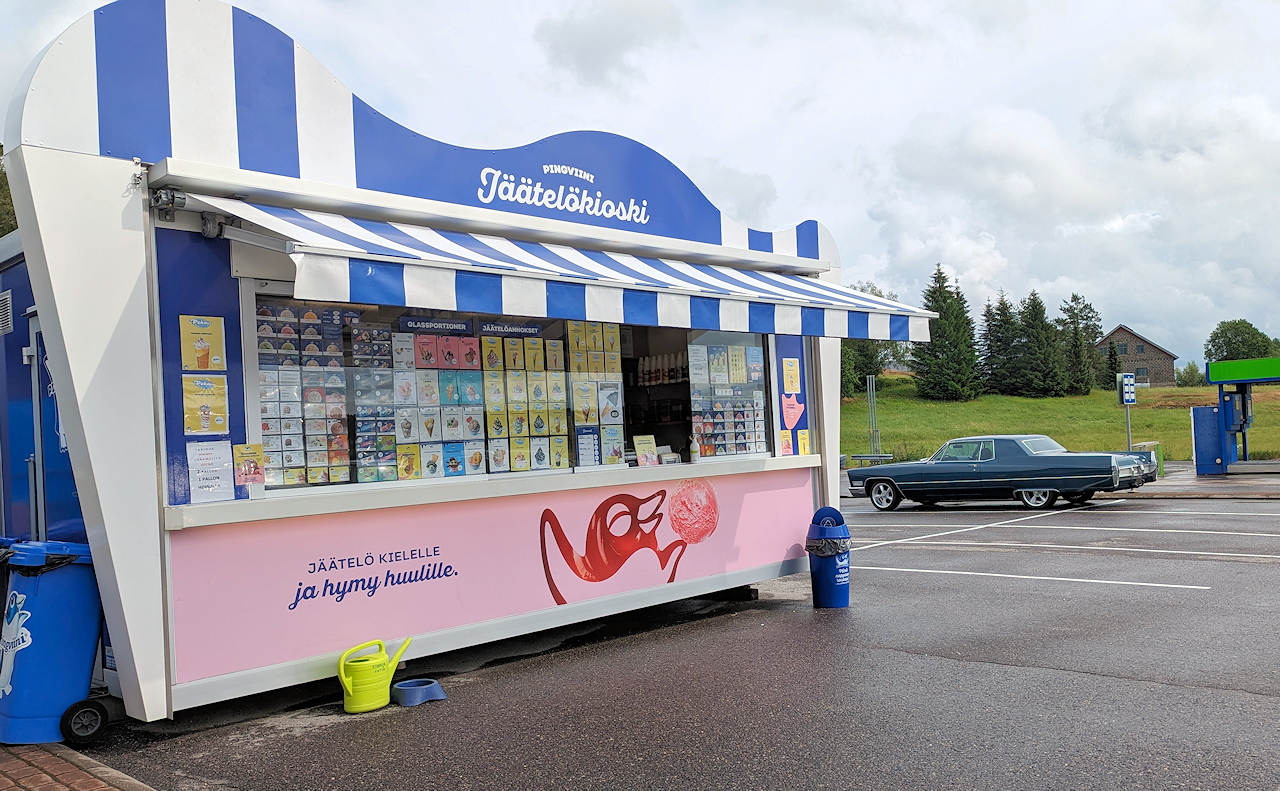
[1065,492,1093,505]
[1017,489,1057,509]
[868,481,902,511]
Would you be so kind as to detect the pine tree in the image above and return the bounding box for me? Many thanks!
[1102,340,1120,390]
[911,265,981,401]
[1055,294,1101,395]
[978,299,996,392]
[1013,291,1067,397]
[985,291,1019,395]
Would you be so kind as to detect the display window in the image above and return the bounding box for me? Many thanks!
[251,296,775,490]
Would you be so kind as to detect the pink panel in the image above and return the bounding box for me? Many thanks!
[169,468,813,682]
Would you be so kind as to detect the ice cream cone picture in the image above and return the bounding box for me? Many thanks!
[194,337,211,369]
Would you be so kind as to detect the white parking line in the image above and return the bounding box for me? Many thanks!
[906,540,1280,560]
[851,500,1124,552]
[1080,509,1280,518]
[1008,525,1280,538]
[853,565,1210,590]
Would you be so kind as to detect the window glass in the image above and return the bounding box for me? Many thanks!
[1021,436,1066,454]
[1136,367,1148,377]
[1135,344,1145,354]
[938,440,981,461]
[685,331,771,459]
[979,441,995,461]
[1117,343,1128,354]
[252,297,772,489]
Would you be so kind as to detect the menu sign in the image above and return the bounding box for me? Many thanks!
[187,440,234,503]
[182,375,230,436]
[179,315,226,371]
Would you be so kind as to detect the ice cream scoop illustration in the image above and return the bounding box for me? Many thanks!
[465,348,478,365]
[535,447,546,465]
[0,592,33,698]
[401,419,413,439]
[486,349,500,367]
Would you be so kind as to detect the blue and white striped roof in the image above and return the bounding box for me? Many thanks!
[195,195,931,341]
[6,0,836,264]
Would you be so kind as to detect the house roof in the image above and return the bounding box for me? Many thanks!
[1096,324,1177,360]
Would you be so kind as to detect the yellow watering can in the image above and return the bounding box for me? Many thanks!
[338,637,411,713]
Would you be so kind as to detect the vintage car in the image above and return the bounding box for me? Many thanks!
[847,434,1152,511]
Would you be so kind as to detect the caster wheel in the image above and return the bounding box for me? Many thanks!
[60,699,109,746]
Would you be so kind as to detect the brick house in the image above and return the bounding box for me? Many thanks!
[1096,324,1177,386]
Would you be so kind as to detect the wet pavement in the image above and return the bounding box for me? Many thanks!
[87,497,1280,790]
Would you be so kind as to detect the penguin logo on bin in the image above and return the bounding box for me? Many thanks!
[0,592,33,698]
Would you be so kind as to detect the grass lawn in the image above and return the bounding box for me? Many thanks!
[840,377,1280,461]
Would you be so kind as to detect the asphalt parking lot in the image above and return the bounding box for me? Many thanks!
[90,497,1280,790]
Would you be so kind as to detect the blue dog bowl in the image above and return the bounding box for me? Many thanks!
[392,678,447,706]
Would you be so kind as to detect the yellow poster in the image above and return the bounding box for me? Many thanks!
[232,443,265,484]
[796,429,810,455]
[586,322,604,351]
[603,324,620,353]
[777,430,794,456]
[572,381,598,424]
[782,358,801,394]
[728,346,748,384]
[182,375,230,436]
[179,315,227,371]
[566,320,587,352]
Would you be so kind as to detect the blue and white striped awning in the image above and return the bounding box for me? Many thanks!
[193,195,932,340]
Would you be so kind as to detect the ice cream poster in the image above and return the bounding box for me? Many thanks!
[179,315,226,371]
[182,375,230,436]
[232,443,266,485]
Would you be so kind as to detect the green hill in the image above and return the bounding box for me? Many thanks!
[840,376,1277,461]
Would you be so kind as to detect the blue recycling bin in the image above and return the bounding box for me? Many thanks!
[805,507,852,608]
[0,541,100,743]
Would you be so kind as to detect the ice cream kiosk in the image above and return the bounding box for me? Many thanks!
[3,0,933,723]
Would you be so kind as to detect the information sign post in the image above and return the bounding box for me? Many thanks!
[1117,373,1136,450]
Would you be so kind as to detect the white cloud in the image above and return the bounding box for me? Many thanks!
[534,0,684,89]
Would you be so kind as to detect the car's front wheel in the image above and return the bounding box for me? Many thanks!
[868,481,902,511]
[1017,489,1058,509]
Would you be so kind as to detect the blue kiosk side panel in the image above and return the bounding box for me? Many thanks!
[0,255,86,541]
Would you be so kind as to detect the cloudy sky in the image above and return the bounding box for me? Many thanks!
[6,0,1280,364]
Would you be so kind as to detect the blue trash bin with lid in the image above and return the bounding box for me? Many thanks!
[805,507,853,608]
[0,541,100,744]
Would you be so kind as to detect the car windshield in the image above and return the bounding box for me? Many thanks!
[1021,437,1066,454]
